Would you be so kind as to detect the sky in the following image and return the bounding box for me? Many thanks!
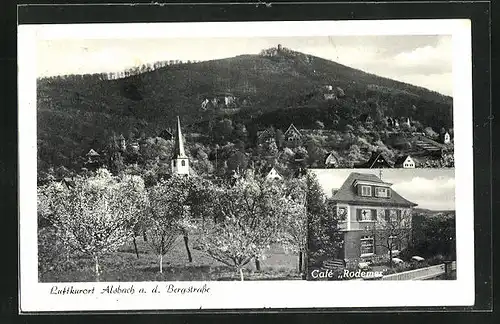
[309,168,455,211]
[37,35,453,95]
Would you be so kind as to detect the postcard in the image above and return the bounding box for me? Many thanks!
[18,19,473,312]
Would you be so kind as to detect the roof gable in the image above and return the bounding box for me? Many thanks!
[284,124,302,137]
[265,166,283,179]
[86,149,100,157]
[325,151,340,164]
[395,155,412,165]
[360,151,392,168]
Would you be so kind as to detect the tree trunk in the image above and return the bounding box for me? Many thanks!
[255,257,261,271]
[133,236,139,258]
[389,249,393,268]
[303,251,309,280]
[239,268,244,281]
[183,235,193,263]
[159,254,163,274]
[298,251,303,274]
[94,255,100,282]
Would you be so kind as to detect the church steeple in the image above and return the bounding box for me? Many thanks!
[173,116,186,158]
[171,116,189,175]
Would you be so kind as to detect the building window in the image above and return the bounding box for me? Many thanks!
[360,185,372,197]
[361,235,374,256]
[181,160,186,166]
[385,209,402,223]
[337,207,347,221]
[173,160,177,167]
[359,209,374,221]
[375,187,390,198]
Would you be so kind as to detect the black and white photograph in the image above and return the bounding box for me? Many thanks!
[306,168,456,281]
[35,34,456,283]
[18,19,474,311]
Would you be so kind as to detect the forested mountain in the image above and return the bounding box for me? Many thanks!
[37,45,453,174]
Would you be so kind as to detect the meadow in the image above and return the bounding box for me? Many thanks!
[39,233,302,282]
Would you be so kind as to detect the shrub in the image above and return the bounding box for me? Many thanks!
[427,254,446,265]
[38,226,78,276]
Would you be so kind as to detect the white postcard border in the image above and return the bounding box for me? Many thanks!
[18,19,474,312]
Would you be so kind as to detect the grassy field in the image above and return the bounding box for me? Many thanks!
[39,234,302,282]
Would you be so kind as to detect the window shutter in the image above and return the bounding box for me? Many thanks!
[372,209,377,220]
[356,209,361,221]
[397,210,402,222]
[385,209,390,222]
[370,186,374,196]
[357,185,362,196]
[387,189,392,198]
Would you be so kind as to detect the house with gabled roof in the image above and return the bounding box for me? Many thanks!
[394,155,416,168]
[86,149,99,157]
[355,151,393,168]
[284,123,302,143]
[325,151,340,168]
[329,172,417,262]
[257,129,274,144]
[263,166,283,180]
[84,149,101,170]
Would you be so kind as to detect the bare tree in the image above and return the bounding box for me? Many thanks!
[372,209,412,267]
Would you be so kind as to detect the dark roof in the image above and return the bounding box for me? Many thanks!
[394,155,411,166]
[356,151,393,168]
[331,172,417,207]
[262,165,278,174]
[159,129,173,138]
[325,151,340,160]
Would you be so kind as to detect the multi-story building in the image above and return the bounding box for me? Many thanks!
[329,172,417,264]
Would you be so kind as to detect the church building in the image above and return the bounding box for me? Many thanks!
[171,116,190,176]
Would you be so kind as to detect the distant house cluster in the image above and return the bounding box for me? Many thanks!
[82,119,190,174]
[200,93,238,111]
[256,121,451,170]
[81,113,452,181]
[386,116,411,128]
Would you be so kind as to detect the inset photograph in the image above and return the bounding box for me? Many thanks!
[306,168,456,280]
